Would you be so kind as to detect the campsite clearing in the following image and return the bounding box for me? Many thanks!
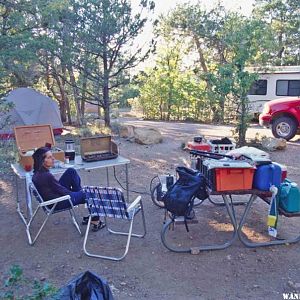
[1,120,300,299]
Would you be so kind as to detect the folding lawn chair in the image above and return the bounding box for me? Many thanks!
[26,182,82,245]
[83,186,146,261]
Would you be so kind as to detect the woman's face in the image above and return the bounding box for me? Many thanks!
[43,151,54,169]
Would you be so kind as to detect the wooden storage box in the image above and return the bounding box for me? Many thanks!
[14,124,64,170]
[80,135,118,161]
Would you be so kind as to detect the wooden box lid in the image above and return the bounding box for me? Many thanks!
[14,124,56,152]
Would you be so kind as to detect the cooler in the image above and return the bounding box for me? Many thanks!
[273,162,287,182]
[203,159,255,192]
[14,124,65,170]
[253,163,282,191]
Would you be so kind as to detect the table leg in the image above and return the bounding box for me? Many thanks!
[106,167,110,186]
[125,164,129,202]
[15,174,27,226]
[237,195,300,247]
[161,195,238,253]
[25,173,33,218]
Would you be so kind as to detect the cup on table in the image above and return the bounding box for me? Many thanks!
[75,156,83,165]
[64,155,70,164]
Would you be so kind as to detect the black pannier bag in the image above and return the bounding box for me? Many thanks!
[162,166,208,219]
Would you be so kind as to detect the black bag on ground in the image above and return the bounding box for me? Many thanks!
[53,271,114,300]
[163,166,208,217]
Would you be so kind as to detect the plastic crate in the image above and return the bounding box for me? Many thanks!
[207,141,236,154]
[203,159,255,192]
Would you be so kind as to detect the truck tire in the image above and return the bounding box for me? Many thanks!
[271,116,298,140]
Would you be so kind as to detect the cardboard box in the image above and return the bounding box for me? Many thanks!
[14,124,64,169]
[80,135,118,161]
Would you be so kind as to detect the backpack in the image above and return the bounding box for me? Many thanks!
[163,166,208,220]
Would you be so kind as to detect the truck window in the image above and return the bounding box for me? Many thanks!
[276,80,300,96]
[248,80,267,95]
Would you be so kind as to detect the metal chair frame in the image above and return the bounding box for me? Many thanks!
[26,182,82,245]
[83,187,146,261]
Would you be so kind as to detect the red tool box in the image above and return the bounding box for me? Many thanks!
[187,136,211,152]
[187,141,211,151]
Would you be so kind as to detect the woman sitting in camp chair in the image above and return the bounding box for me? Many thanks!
[32,147,105,231]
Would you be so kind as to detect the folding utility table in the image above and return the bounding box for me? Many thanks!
[11,155,130,226]
[161,189,300,253]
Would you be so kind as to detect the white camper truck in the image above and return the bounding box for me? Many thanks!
[247,66,300,114]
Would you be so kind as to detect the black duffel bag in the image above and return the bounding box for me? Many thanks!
[163,166,208,218]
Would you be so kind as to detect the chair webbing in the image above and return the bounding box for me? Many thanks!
[84,186,129,219]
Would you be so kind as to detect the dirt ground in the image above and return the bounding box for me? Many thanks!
[0,119,300,300]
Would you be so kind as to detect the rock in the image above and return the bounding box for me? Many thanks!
[261,137,287,151]
[191,247,200,255]
[119,125,135,138]
[134,127,163,145]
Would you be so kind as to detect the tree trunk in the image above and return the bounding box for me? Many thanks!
[193,35,208,73]
[219,96,225,123]
[61,65,72,124]
[80,75,87,120]
[102,47,111,127]
[103,78,110,127]
[49,81,66,123]
[68,66,83,126]
[238,95,248,146]
[59,100,67,123]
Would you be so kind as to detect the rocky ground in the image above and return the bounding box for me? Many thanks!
[0,119,299,299]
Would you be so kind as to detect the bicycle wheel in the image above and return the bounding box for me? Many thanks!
[193,197,206,207]
[150,183,166,208]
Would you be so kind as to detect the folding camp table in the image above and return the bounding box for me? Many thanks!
[161,189,300,253]
[11,155,130,226]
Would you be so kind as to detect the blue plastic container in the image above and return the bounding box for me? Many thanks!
[253,163,282,191]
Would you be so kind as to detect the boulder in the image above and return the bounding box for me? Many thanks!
[134,127,163,145]
[119,125,135,138]
[261,137,287,151]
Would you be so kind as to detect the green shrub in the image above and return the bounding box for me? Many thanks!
[1,265,57,300]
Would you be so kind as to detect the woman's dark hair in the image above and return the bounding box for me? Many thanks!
[32,147,50,173]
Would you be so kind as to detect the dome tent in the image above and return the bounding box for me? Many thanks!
[0,87,63,137]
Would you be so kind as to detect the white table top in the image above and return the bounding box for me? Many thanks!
[11,155,130,179]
